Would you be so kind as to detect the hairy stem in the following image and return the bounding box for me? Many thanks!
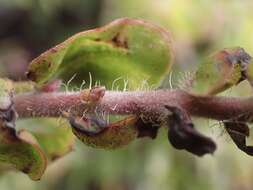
[13,90,253,122]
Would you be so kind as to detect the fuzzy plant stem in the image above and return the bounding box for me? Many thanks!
[13,89,253,122]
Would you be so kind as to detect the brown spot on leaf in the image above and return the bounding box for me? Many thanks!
[111,33,128,49]
[51,154,61,161]
[0,124,19,143]
[21,164,32,174]
[94,38,101,42]
[26,71,37,81]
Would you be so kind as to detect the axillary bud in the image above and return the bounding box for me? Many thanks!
[80,86,106,104]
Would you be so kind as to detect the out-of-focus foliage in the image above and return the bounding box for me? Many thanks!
[1,1,253,190]
[0,0,102,80]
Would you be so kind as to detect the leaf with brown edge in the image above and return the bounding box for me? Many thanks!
[0,121,47,180]
[67,114,139,149]
[0,79,47,180]
[224,120,253,156]
[165,105,216,156]
[27,18,173,89]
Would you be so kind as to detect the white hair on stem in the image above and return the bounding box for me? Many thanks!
[88,72,92,89]
[56,108,70,127]
[67,74,77,92]
[59,117,69,127]
[137,77,153,91]
[169,71,173,89]
[111,76,123,91]
[177,71,195,90]
[61,83,68,93]
[79,80,86,91]
[149,84,157,91]
[123,78,129,92]
[93,80,101,87]
[61,74,77,92]
[139,79,147,91]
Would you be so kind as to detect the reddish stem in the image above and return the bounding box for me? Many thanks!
[13,90,253,122]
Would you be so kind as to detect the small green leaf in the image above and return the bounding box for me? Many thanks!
[27,18,173,89]
[192,47,252,95]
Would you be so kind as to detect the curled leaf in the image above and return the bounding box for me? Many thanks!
[224,120,253,156]
[27,18,173,89]
[68,114,138,149]
[135,118,159,139]
[165,105,216,156]
[0,113,47,180]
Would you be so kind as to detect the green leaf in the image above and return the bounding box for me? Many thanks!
[27,18,173,89]
[0,124,47,181]
[17,118,75,161]
[191,47,252,95]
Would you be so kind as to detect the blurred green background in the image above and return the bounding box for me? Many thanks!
[1,0,253,190]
